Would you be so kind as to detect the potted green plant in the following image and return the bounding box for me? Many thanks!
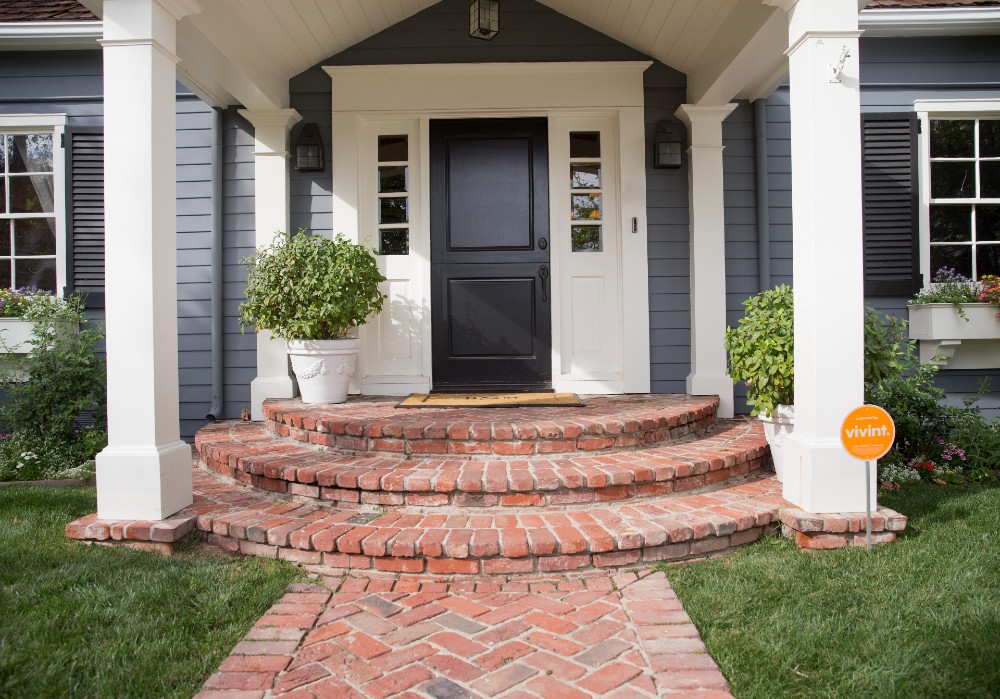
[907,268,1000,369]
[240,231,386,404]
[724,285,795,481]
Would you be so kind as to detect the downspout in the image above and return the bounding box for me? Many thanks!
[754,98,771,292]
[206,107,225,421]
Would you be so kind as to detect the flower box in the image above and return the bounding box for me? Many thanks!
[907,303,1000,369]
[0,318,75,354]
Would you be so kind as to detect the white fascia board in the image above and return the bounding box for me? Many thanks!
[860,7,1000,36]
[0,21,102,50]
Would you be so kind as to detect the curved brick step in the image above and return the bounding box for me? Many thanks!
[116,466,790,573]
[262,394,719,456]
[195,418,770,508]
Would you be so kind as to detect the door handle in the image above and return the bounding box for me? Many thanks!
[539,265,549,303]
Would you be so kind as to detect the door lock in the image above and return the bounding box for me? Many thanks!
[538,237,548,250]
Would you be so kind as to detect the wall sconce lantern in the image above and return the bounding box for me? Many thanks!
[294,123,325,172]
[654,120,684,169]
[470,0,499,41]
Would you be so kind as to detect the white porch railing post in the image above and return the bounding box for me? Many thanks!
[239,109,302,421]
[774,0,872,513]
[676,104,738,419]
[96,0,200,520]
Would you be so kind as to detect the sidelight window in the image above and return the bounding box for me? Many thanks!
[569,131,602,252]
[377,135,409,255]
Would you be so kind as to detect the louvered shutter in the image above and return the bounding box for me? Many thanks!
[861,113,922,296]
[64,127,105,308]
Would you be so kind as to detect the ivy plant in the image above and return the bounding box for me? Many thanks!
[724,284,794,417]
[240,231,386,340]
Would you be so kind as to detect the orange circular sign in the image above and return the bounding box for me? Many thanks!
[841,405,895,460]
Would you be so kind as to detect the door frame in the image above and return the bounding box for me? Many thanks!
[325,62,652,395]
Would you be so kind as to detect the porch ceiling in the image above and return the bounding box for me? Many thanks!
[83,0,790,110]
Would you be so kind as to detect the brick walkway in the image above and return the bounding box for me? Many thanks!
[196,568,735,699]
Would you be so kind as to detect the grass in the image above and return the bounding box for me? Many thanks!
[662,483,1000,699]
[0,485,302,699]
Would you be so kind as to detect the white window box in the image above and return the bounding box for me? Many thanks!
[907,303,1000,369]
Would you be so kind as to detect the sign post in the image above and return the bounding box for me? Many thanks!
[840,405,895,553]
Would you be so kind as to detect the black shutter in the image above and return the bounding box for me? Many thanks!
[64,127,105,308]
[861,112,922,296]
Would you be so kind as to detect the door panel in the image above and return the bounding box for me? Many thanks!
[430,118,551,391]
[446,139,533,251]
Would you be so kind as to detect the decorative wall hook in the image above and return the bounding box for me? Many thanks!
[830,46,850,83]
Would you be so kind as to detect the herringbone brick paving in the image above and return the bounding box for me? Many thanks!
[196,568,735,699]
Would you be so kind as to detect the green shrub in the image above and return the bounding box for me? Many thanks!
[0,293,107,481]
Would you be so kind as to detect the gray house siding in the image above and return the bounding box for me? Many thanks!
[219,108,257,431]
[742,36,1000,416]
[0,50,223,439]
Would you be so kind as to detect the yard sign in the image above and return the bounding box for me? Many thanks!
[841,405,895,553]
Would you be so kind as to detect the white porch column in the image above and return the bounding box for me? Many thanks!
[96,0,199,520]
[238,109,301,421]
[776,0,872,512]
[676,104,737,419]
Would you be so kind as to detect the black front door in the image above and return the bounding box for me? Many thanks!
[430,118,551,392]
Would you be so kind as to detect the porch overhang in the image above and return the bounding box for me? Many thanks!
[81,0,797,111]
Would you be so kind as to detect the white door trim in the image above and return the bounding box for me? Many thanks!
[326,62,652,395]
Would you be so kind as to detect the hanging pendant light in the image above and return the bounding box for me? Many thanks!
[469,0,499,41]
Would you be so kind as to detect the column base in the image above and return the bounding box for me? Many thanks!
[95,440,193,520]
[250,375,297,421]
[686,373,734,418]
[781,433,876,513]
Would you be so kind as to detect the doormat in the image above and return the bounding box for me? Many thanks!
[397,392,584,408]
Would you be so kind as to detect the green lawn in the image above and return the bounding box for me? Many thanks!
[663,484,1000,699]
[0,485,301,699]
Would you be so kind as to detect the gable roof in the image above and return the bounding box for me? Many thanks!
[0,1,96,22]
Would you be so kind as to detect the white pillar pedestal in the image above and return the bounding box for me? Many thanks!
[96,0,199,520]
[676,104,737,419]
[238,109,302,421]
[775,0,875,513]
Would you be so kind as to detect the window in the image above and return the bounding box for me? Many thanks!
[569,131,602,252]
[0,115,66,294]
[927,118,1000,280]
[916,102,1000,283]
[376,134,409,256]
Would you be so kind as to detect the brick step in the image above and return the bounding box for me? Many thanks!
[262,394,719,456]
[195,418,769,508]
[70,465,797,573]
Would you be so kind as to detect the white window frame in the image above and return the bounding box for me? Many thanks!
[915,99,1000,284]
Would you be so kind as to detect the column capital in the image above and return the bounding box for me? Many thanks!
[238,108,303,132]
[674,103,738,128]
[675,104,738,150]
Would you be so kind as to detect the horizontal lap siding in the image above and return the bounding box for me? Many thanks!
[221,109,257,430]
[645,66,690,393]
[177,97,215,440]
[751,37,1000,417]
[723,101,758,413]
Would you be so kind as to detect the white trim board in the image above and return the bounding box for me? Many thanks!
[327,62,652,395]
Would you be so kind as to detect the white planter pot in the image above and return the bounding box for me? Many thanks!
[907,303,1000,369]
[287,338,360,404]
[758,404,795,483]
